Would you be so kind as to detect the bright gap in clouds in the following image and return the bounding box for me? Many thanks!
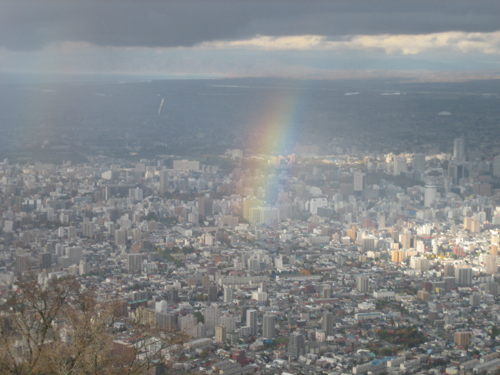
[198,31,500,54]
[1,31,500,79]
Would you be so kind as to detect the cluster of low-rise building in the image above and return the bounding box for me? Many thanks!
[2,141,500,374]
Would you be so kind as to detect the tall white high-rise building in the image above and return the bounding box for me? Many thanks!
[194,323,206,338]
[179,314,197,335]
[412,153,426,173]
[309,198,328,215]
[79,260,90,275]
[219,315,236,333]
[68,226,76,239]
[424,185,437,207]
[155,300,169,313]
[393,157,407,176]
[353,172,365,192]
[82,222,94,238]
[453,138,465,161]
[204,307,221,332]
[223,288,233,303]
[356,276,369,293]
[67,246,83,266]
[246,309,257,335]
[129,187,144,201]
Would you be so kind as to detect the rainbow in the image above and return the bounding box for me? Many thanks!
[243,84,308,204]
[247,86,305,157]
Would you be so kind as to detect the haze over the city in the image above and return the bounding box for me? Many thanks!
[2,2,500,375]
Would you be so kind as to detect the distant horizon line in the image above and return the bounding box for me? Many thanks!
[1,70,500,85]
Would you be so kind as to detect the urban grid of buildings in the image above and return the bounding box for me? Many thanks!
[3,138,500,375]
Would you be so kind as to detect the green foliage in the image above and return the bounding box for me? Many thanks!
[194,311,204,324]
[492,325,500,339]
[157,247,188,268]
[375,325,426,348]
[146,212,159,221]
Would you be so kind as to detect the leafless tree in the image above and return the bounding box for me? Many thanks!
[0,274,183,375]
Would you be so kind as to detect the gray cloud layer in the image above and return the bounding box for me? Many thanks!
[1,0,500,51]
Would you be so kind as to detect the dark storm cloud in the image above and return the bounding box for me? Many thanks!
[1,0,500,51]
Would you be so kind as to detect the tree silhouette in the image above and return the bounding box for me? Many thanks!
[0,274,183,375]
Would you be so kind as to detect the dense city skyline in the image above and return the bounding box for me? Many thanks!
[2,2,500,375]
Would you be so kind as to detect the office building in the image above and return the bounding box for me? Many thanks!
[67,226,76,239]
[67,246,83,266]
[289,333,305,359]
[356,276,369,293]
[240,306,248,325]
[353,172,365,192]
[412,257,430,272]
[243,198,263,222]
[155,300,168,313]
[259,282,267,293]
[455,267,472,286]
[39,252,52,270]
[79,261,90,275]
[424,185,437,207]
[15,254,30,275]
[157,312,175,331]
[417,290,431,302]
[215,325,226,343]
[263,315,275,339]
[246,309,257,335]
[129,187,143,201]
[198,197,213,219]
[485,282,499,297]
[399,231,412,249]
[223,288,233,303]
[159,170,169,195]
[115,229,127,246]
[219,315,236,333]
[453,138,465,161]
[393,157,407,176]
[193,323,206,339]
[208,285,218,302]
[412,153,426,173]
[486,255,498,275]
[127,254,142,273]
[204,307,221,332]
[391,250,404,263]
[202,276,211,288]
[131,228,142,245]
[494,155,500,177]
[454,331,470,347]
[168,289,179,303]
[443,264,454,277]
[321,285,331,299]
[179,314,197,336]
[470,292,481,307]
[322,312,334,336]
[82,222,94,239]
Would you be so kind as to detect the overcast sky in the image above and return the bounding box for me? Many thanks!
[1,0,500,80]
